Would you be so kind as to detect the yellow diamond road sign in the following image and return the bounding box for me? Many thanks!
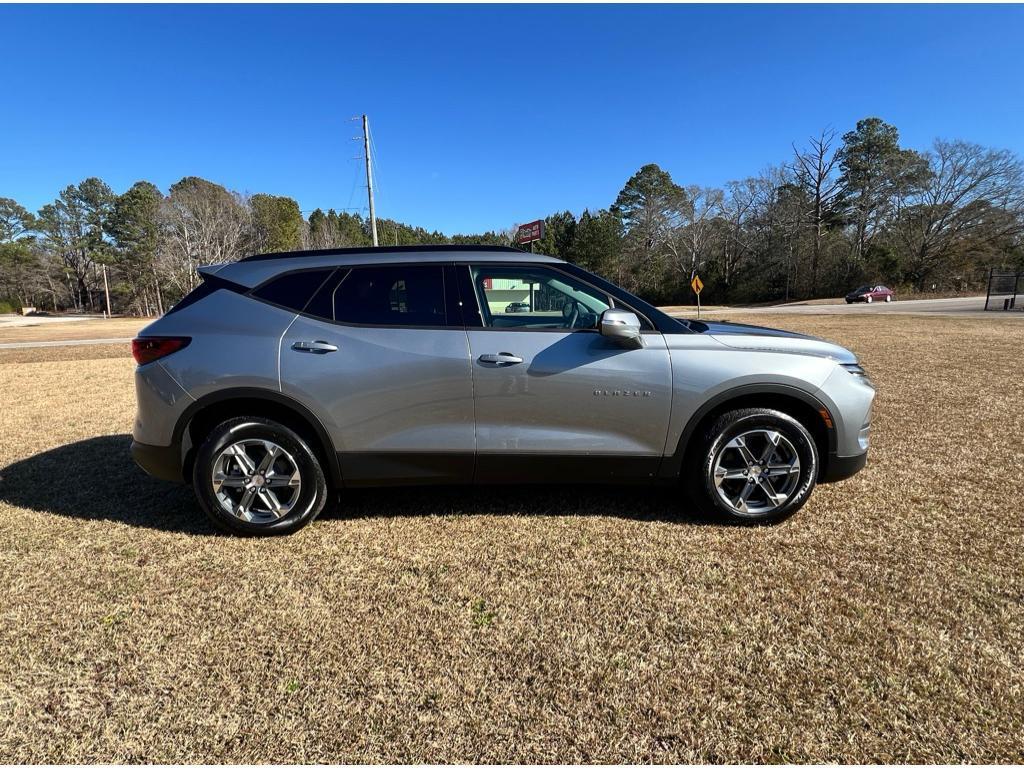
[691,275,704,295]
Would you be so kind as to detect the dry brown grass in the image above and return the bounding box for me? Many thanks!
[0,314,1022,763]
[0,317,149,343]
[0,343,131,365]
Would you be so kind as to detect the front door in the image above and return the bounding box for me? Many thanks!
[462,263,673,483]
[280,263,475,485]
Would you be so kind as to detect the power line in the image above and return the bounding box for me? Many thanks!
[366,123,398,244]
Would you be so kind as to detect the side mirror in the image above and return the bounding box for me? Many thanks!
[600,308,643,348]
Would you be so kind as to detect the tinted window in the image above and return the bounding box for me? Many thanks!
[251,269,335,312]
[471,265,610,330]
[165,280,217,316]
[332,265,447,326]
[305,269,347,320]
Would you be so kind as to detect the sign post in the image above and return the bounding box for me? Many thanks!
[691,274,704,319]
[515,220,545,252]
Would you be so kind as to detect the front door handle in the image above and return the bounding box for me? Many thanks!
[292,340,338,354]
[478,352,523,366]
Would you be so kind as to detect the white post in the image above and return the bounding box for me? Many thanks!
[102,264,112,319]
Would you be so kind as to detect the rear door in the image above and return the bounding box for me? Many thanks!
[460,262,673,483]
[279,263,475,485]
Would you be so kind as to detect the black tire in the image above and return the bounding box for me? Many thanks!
[686,408,818,524]
[192,416,329,536]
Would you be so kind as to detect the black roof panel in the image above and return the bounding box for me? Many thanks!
[240,244,527,263]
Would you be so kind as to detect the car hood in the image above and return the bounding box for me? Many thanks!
[695,320,858,364]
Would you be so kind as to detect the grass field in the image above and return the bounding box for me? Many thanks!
[1,313,1022,762]
[0,317,149,344]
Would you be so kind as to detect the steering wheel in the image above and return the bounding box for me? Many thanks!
[561,300,580,329]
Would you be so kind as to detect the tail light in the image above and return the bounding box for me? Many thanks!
[131,336,191,365]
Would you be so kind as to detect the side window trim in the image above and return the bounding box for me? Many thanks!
[246,260,659,333]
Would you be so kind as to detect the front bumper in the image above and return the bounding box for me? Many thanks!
[821,450,867,483]
[131,440,183,483]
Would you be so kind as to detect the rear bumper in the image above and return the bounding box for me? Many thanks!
[131,440,183,483]
[821,451,867,483]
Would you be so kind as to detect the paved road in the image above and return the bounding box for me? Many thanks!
[670,296,1018,318]
[0,314,95,329]
[0,337,132,350]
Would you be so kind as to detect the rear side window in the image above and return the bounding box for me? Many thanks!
[165,280,217,316]
[251,269,335,312]
[331,265,447,326]
[165,272,246,316]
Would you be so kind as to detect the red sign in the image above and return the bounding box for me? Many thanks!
[515,220,545,244]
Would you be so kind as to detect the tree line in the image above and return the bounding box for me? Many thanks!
[2,116,1022,315]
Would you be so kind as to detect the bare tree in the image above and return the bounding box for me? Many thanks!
[718,178,766,293]
[790,129,845,295]
[890,139,1024,289]
[159,177,251,296]
[671,186,723,287]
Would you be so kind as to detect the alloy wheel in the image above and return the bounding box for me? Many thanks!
[211,439,302,523]
[711,429,802,516]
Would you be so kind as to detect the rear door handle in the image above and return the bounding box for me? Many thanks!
[478,352,523,366]
[292,340,338,354]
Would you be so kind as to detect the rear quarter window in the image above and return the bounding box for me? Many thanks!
[250,269,336,312]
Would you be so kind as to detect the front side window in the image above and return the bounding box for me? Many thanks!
[331,265,447,327]
[470,265,611,330]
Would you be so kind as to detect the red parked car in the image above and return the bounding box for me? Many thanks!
[845,284,895,304]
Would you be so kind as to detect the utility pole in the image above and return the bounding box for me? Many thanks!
[362,114,378,247]
[102,264,112,319]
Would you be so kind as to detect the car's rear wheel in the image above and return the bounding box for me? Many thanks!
[885,295,892,302]
[687,408,819,524]
[192,416,328,535]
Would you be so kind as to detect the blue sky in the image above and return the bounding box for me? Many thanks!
[2,4,1023,234]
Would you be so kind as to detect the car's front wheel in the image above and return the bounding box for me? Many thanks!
[688,408,819,524]
[866,295,873,304]
[192,416,329,535]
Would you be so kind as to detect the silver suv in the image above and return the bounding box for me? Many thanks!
[131,246,873,535]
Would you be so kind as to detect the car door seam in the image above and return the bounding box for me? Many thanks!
[659,341,676,468]
[276,312,302,392]
[465,326,479,483]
